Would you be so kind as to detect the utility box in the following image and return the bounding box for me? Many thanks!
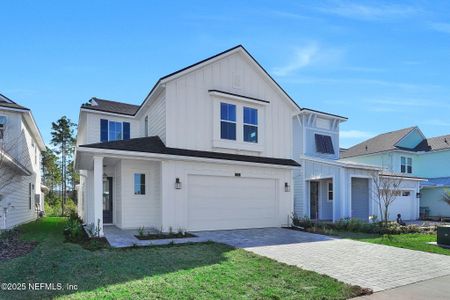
[437,226,450,246]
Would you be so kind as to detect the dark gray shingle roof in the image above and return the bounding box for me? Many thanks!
[81,98,140,115]
[0,93,30,111]
[80,136,300,167]
[341,127,416,158]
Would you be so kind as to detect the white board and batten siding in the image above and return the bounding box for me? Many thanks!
[164,51,293,159]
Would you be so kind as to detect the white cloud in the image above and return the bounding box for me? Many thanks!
[273,43,343,76]
[313,1,420,21]
[422,119,450,127]
[430,22,450,34]
[340,130,373,139]
[273,43,320,76]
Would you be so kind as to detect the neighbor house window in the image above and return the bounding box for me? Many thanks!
[328,182,333,201]
[220,103,236,140]
[243,107,258,143]
[100,119,130,142]
[315,134,335,154]
[134,173,146,195]
[401,156,412,174]
[0,115,6,139]
[144,116,149,137]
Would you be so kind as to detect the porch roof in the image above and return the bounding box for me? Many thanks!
[78,136,301,167]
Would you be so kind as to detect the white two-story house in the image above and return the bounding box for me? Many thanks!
[75,46,301,235]
[0,93,46,229]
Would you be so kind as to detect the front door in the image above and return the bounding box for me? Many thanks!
[103,177,113,224]
[310,181,319,219]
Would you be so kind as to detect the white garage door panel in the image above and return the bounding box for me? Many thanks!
[389,193,415,220]
[188,175,278,231]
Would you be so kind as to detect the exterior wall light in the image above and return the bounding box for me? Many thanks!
[285,182,290,192]
[416,192,421,198]
[175,178,182,189]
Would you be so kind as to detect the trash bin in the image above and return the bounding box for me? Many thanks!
[437,226,450,246]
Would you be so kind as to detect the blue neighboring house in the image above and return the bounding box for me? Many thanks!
[340,126,450,219]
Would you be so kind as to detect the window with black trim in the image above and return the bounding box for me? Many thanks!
[134,173,146,195]
[220,103,236,140]
[328,182,333,201]
[243,107,258,143]
[315,134,335,154]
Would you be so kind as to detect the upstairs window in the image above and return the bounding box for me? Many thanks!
[134,173,146,195]
[401,156,412,174]
[315,134,335,154]
[243,107,258,143]
[0,115,6,139]
[220,103,236,140]
[100,119,130,142]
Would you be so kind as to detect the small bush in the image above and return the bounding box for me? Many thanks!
[63,211,84,242]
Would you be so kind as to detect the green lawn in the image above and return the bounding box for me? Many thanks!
[329,230,450,256]
[0,218,362,300]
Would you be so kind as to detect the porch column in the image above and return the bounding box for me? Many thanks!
[93,156,104,237]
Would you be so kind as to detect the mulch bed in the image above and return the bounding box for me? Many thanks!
[135,232,196,240]
[0,230,37,261]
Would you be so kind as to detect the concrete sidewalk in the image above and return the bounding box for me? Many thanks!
[354,275,450,300]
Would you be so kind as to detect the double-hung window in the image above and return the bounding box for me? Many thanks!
[0,116,6,139]
[100,119,130,142]
[220,103,236,140]
[401,156,412,174]
[243,107,258,143]
[327,182,333,201]
[134,173,146,195]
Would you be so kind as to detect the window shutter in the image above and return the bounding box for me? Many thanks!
[123,122,130,140]
[100,119,108,142]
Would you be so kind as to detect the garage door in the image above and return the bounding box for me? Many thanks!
[389,191,415,220]
[187,175,278,231]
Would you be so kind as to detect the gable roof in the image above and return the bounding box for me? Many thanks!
[81,45,302,117]
[341,127,417,158]
[81,97,140,115]
[80,136,300,167]
[0,93,30,111]
[342,127,450,158]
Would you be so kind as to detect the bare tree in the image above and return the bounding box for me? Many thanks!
[371,174,404,226]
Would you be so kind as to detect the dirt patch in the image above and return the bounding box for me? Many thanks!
[0,230,37,261]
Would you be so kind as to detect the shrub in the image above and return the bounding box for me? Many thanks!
[64,211,84,242]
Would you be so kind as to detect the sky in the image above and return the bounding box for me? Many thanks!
[1,0,450,148]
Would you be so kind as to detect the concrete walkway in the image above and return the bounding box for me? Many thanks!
[195,228,450,292]
[354,275,450,300]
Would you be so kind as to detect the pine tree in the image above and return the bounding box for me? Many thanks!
[50,116,76,215]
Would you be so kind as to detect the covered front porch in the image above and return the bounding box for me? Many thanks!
[76,152,164,236]
[296,156,380,223]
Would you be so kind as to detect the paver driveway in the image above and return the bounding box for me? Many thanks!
[195,228,450,292]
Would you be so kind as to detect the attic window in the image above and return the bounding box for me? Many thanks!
[315,134,335,154]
